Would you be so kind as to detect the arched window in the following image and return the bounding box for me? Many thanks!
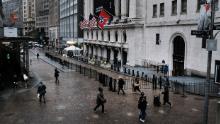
[115,31,118,42]
[123,31,127,42]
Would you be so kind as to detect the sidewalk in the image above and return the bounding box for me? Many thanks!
[0,49,218,124]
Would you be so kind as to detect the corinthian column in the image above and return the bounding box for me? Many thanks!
[121,0,127,19]
[129,0,136,18]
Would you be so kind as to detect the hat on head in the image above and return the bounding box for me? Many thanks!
[98,87,103,92]
[141,92,144,96]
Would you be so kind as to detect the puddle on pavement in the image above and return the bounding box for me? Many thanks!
[56,105,66,110]
[158,110,165,114]
[192,108,200,112]
[57,116,64,121]
[127,112,134,116]
[92,114,99,119]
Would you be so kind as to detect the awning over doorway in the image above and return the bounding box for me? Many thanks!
[66,40,77,45]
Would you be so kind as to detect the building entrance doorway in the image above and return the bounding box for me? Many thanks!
[173,36,185,76]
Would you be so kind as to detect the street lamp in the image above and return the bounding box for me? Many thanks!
[120,24,124,73]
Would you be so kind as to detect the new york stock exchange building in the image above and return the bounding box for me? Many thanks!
[82,0,220,84]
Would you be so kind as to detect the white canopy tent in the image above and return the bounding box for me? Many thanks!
[63,46,82,57]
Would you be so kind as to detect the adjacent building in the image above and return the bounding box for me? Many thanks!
[22,0,35,36]
[48,0,59,49]
[35,0,49,37]
[83,0,220,82]
[2,0,23,30]
[59,0,83,47]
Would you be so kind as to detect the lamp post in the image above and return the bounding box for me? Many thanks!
[120,24,124,72]
[203,0,215,124]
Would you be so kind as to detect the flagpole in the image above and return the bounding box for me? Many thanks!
[102,8,114,17]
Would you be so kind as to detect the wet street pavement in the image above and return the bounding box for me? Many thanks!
[0,50,218,124]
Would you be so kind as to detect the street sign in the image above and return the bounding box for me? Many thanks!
[191,30,210,37]
[206,39,217,51]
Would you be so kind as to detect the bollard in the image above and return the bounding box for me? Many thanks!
[79,65,82,74]
[109,77,113,91]
[124,67,127,73]
[113,79,116,92]
[84,67,86,76]
[182,83,186,97]
[76,64,78,72]
[89,68,92,78]
[137,71,139,77]
[216,101,220,124]
[141,72,144,78]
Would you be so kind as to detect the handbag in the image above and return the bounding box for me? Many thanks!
[37,93,40,98]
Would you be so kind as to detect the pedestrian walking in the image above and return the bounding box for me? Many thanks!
[54,68,60,84]
[23,73,28,88]
[37,82,46,103]
[30,59,32,65]
[133,78,141,93]
[162,86,171,107]
[138,92,147,123]
[13,74,18,90]
[118,76,125,95]
[94,87,106,113]
[37,53,39,59]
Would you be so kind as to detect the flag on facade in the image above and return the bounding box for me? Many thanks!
[98,9,110,29]
[204,2,210,12]
[80,19,89,30]
[10,11,18,24]
[89,14,97,29]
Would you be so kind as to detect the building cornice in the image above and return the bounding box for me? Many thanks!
[146,18,220,27]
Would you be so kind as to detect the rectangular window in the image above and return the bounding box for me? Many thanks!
[181,0,187,14]
[160,3,164,17]
[153,4,157,18]
[156,33,160,45]
[172,0,177,15]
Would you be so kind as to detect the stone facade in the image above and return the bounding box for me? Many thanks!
[83,0,220,78]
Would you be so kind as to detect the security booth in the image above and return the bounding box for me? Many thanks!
[0,37,32,89]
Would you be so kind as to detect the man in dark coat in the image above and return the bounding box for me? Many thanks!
[37,82,46,103]
[118,76,125,95]
[94,87,106,113]
[54,68,60,84]
[37,53,39,59]
[138,92,147,123]
[162,86,171,107]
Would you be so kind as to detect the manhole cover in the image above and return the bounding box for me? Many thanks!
[0,97,4,101]
[5,113,15,117]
